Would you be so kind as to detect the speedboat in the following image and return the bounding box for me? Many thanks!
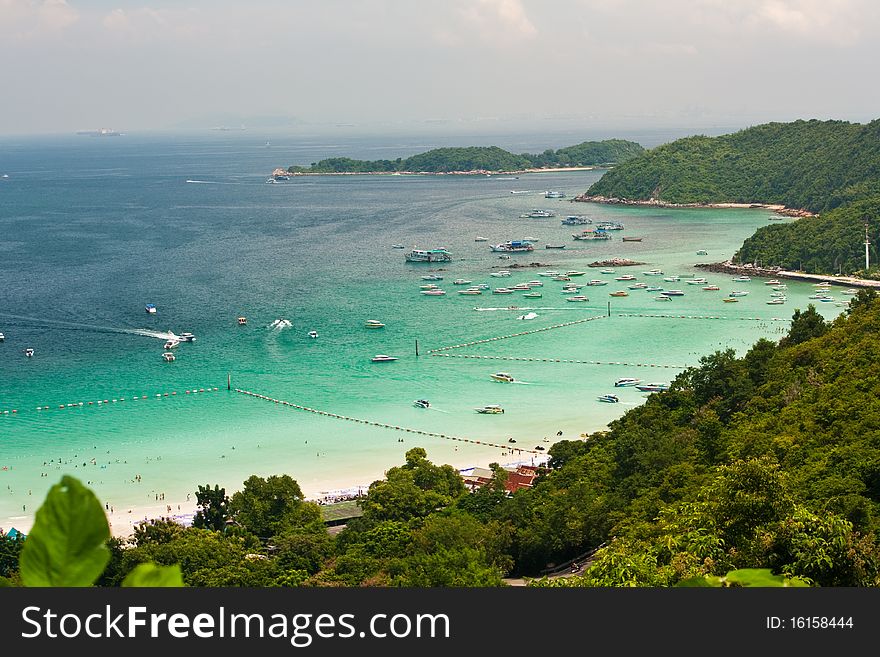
[371,354,398,362]
[237,316,248,325]
[475,404,504,414]
[0,332,4,341]
[421,289,446,295]
[420,284,440,289]
[145,303,157,314]
[842,288,858,295]
[635,383,670,392]
[615,275,636,281]
[609,291,628,297]
[490,271,512,278]
[545,244,566,249]
[553,275,572,282]
[655,295,672,301]
[696,250,708,255]
[526,280,543,287]
[392,244,405,249]
[163,339,180,349]
[600,269,615,274]
[523,292,542,298]
[25,348,34,357]
[490,372,516,382]
[566,295,590,302]
[458,288,482,295]
[493,288,515,294]
[728,290,748,297]
[421,274,444,281]
[765,279,781,285]
[517,312,538,319]
[614,378,642,387]
[162,352,176,362]
[413,399,431,409]
[308,330,319,338]
[566,271,587,277]
[511,283,532,291]
[766,299,786,305]
[520,209,555,218]
[702,285,720,291]
[723,297,739,303]
[537,271,560,277]
[686,278,708,285]
[178,332,196,342]
[597,394,619,403]
[642,269,664,276]
[663,276,680,282]
[365,320,385,328]
[453,279,473,285]
[660,290,684,296]
[628,283,648,289]
[732,276,752,282]
[474,237,488,242]
[475,283,490,290]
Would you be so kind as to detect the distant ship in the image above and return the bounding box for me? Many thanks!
[76,128,122,136]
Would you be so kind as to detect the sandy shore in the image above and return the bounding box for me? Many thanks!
[276,166,600,177]
[573,195,816,217]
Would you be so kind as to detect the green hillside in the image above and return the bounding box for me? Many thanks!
[584,119,880,213]
[286,140,644,174]
[735,196,880,277]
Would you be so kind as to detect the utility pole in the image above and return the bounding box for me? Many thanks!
[865,221,871,272]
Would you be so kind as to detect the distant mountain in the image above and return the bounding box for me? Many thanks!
[286,140,644,174]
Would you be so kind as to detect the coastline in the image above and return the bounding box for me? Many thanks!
[695,260,880,288]
[275,166,601,177]
[572,194,816,218]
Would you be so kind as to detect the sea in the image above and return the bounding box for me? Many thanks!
[0,129,845,534]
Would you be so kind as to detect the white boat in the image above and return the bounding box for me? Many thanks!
[475,404,504,414]
[520,209,555,218]
[162,352,176,362]
[842,289,858,295]
[628,283,648,289]
[561,215,591,225]
[413,399,431,409]
[566,271,587,277]
[163,339,180,349]
[642,269,664,276]
[597,394,619,403]
[392,244,405,249]
[732,276,752,282]
[655,295,672,301]
[765,279,781,285]
[572,229,612,241]
[661,290,685,296]
[728,290,749,297]
[517,311,538,319]
[596,221,624,230]
[636,382,670,392]
[25,348,34,357]
[458,288,482,295]
[406,248,452,263]
[453,279,473,285]
[421,274,444,281]
[365,320,385,328]
[586,280,608,286]
[766,299,786,305]
[614,378,642,387]
[686,278,708,285]
[615,275,637,281]
[537,271,560,277]
[0,332,4,341]
[646,286,663,291]
[371,354,398,362]
[493,288,515,294]
[490,271,512,278]
[145,303,157,314]
[237,316,247,325]
[490,372,516,382]
[663,276,680,282]
[566,295,590,302]
[544,191,566,198]
[178,332,196,342]
[600,269,615,274]
[696,250,708,255]
[523,292,542,299]
[308,330,319,338]
[420,284,440,290]
[474,237,489,242]
[421,289,446,296]
[511,283,532,290]
[491,240,534,252]
[702,285,721,291]
[526,280,543,287]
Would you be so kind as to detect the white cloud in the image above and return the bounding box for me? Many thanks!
[0,0,78,38]
[454,0,537,46]
[748,0,862,44]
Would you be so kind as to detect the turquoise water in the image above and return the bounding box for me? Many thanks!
[0,133,845,533]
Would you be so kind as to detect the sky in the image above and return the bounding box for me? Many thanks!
[1,0,879,136]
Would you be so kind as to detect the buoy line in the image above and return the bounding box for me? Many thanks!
[616,313,788,322]
[430,353,687,368]
[233,388,541,454]
[0,387,220,417]
[428,314,606,353]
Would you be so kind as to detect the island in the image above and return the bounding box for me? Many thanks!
[278,140,644,175]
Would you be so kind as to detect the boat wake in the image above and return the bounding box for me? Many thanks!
[185,179,232,184]
[0,313,180,341]
[268,319,293,330]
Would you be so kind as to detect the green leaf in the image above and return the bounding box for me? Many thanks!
[19,476,110,587]
[722,568,810,587]
[676,576,720,587]
[122,563,185,587]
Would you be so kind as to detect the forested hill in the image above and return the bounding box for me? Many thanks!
[582,119,880,213]
[286,139,644,174]
[735,197,880,276]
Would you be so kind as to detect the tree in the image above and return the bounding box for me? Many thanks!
[780,304,827,348]
[0,530,24,579]
[229,475,323,539]
[192,484,230,531]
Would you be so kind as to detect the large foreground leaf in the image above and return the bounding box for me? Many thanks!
[19,476,110,587]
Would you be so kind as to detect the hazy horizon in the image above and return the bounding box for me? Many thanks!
[1,1,879,137]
